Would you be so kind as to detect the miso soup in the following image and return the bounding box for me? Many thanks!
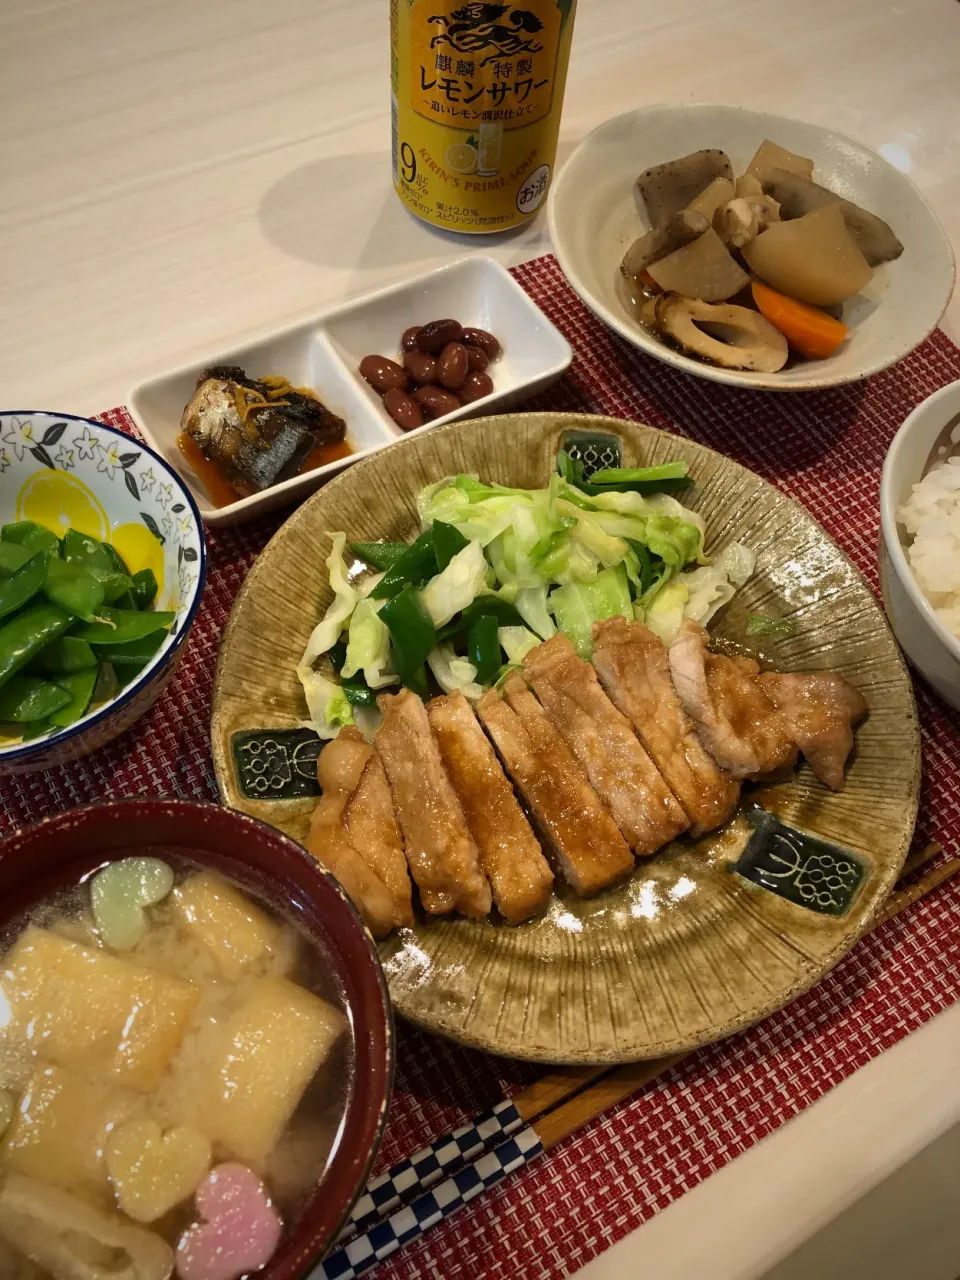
[0,850,354,1280]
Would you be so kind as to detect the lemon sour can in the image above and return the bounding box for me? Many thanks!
[391,0,577,233]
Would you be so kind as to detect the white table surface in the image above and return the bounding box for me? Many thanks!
[3,1,960,1276]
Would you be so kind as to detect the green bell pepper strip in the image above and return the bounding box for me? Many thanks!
[1,521,61,555]
[369,530,437,601]
[348,542,409,573]
[468,612,501,685]
[0,553,49,620]
[0,603,73,691]
[95,632,166,669]
[340,674,377,707]
[435,595,525,644]
[0,675,72,722]
[49,668,100,727]
[557,451,694,497]
[379,585,436,697]
[42,559,105,621]
[73,607,175,645]
[32,636,98,673]
[130,569,158,610]
[0,544,34,576]
[431,521,470,572]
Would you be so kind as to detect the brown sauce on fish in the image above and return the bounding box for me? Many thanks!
[177,431,353,508]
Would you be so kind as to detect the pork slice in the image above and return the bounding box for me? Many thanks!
[758,671,867,791]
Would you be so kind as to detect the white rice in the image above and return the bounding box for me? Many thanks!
[897,457,960,637]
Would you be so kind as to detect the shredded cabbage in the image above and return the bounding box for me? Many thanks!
[299,533,357,668]
[299,669,354,739]
[498,626,541,663]
[420,540,488,627]
[426,644,484,701]
[341,598,398,690]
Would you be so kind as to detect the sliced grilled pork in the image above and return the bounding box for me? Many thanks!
[758,671,867,790]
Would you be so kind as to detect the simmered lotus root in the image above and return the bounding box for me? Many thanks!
[0,1173,174,1280]
[742,203,873,306]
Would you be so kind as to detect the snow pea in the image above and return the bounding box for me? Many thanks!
[130,569,158,610]
[89,571,134,604]
[0,602,72,691]
[0,675,71,722]
[0,544,33,576]
[21,718,54,742]
[1,521,60,555]
[49,667,100,728]
[62,528,118,573]
[73,607,175,645]
[95,632,165,669]
[0,553,49,620]
[42,559,105,621]
[468,612,501,685]
[33,636,98,673]
[379,585,435,697]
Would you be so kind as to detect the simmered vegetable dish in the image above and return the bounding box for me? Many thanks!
[620,138,903,371]
[0,521,173,743]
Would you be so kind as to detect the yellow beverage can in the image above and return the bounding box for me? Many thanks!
[391,0,577,233]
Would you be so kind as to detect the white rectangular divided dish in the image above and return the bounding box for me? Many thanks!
[128,256,572,527]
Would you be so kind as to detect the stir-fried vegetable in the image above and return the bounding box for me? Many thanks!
[296,458,755,737]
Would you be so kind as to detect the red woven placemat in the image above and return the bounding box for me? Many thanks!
[4,254,960,1279]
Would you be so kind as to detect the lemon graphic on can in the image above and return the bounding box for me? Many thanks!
[445,138,478,175]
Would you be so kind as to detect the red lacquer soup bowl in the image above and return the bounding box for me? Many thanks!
[0,798,394,1279]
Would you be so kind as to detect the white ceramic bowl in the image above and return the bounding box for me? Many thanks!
[0,411,206,772]
[129,257,572,526]
[880,379,960,709]
[548,103,955,392]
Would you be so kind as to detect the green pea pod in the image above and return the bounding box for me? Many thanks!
[20,718,54,742]
[95,632,165,668]
[89,570,134,604]
[1,521,60,555]
[0,675,72,722]
[130,569,158,610]
[468,612,501,685]
[432,521,470,572]
[370,530,438,601]
[348,541,410,573]
[0,602,73,691]
[0,544,33,576]
[0,553,49,620]
[73,607,175,646]
[42,559,105,621]
[62,528,118,574]
[379,584,436,697]
[92,661,119,705]
[33,636,98,674]
[49,667,100,728]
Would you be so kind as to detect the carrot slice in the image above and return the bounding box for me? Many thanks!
[751,280,849,359]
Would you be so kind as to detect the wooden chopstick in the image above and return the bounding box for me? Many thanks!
[320,846,957,1279]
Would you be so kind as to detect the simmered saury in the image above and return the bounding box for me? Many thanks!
[478,674,633,897]
[522,634,688,855]
[428,692,553,924]
[376,690,492,918]
[591,617,740,837]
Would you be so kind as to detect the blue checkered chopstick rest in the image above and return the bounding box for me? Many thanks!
[339,1097,525,1242]
[316,1125,544,1279]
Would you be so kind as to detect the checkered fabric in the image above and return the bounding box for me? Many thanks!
[2,255,960,1280]
[342,1099,525,1240]
[318,1128,544,1280]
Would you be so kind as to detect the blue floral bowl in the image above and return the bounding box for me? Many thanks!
[0,411,206,773]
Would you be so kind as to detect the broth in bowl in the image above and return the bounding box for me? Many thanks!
[0,851,353,1280]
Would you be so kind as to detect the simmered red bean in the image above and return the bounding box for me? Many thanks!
[458,370,494,404]
[400,326,422,352]
[413,385,461,419]
[359,354,409,393]
[403,350,439,384]
[416,319,463,354]
[438,342,469,391]
[383,387,424,430]
[461,328,501,360]
[463,344,489,373]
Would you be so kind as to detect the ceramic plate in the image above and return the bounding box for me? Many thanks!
[211,413,920,1063]
[548,103,956,391]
